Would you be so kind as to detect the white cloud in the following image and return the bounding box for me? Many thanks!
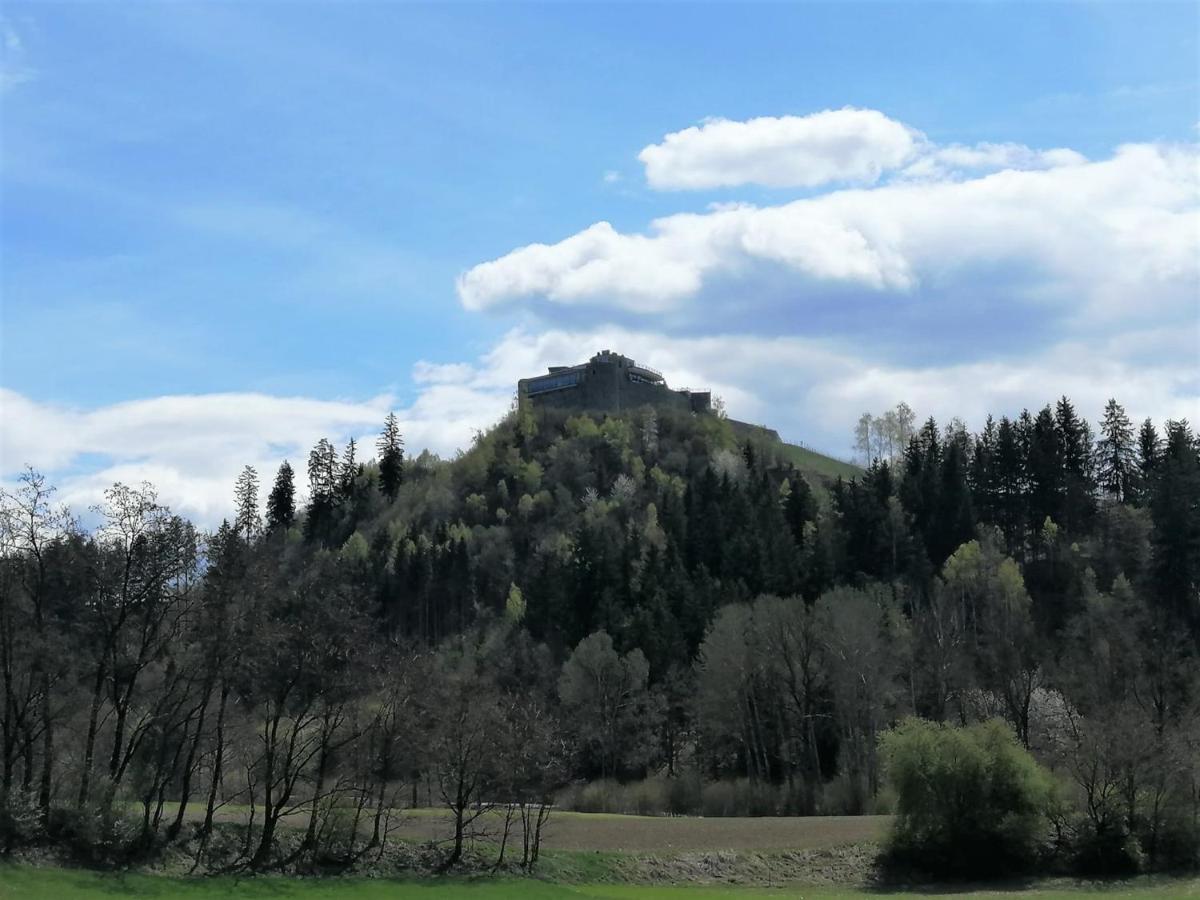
[901,142,1086,181]
[1,18,35,92]
[395,326,1200,461]
[6,322,1194,526]
[638,108,923,190]
[637,108,1092,191]
[458,142,1199,319]
[0,384,512,527]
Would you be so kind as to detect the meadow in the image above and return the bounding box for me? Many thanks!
[0,866,1196,900]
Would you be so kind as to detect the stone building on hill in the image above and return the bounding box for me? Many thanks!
[518,350,711,416]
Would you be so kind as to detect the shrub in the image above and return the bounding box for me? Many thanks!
[879,717,1053,877]
[666,771,702,816]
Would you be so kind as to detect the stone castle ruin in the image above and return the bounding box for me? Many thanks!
[518,350,711,416]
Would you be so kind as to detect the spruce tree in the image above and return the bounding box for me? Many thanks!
[1136,418,1162,505]
[1097,399,1135,501]
[306,438,339,540]
[233,465,260,540]
[266,460,296,530]
[1150,421,1200,630]
[1026,405,1062,534]
[378,412,405,500]
[339,437,359,500]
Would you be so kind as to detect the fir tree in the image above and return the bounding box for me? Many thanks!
[266,460,296,530]
[339,437,359,500]
[233,465,260,540]
[1097,399,1135,501]
[1150,421,1200,630]
[1136,418,1162,505]
[378,412,405,500]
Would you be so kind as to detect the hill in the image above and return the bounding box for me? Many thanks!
[778,441,862,481]
[308,404,835,663]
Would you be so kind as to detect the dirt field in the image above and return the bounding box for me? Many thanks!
[389,810,890,852]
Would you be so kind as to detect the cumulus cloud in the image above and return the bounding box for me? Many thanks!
[458,142,1200,321]
[0,384,513,527]
[636,108,1088,191]
[901,142,1086,181]
[390,326,1200,461]
[6,320,1194,526]
[639,108,923,190]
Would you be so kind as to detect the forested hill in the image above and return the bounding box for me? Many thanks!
[293,406,840,668]
[3,395,1198,873]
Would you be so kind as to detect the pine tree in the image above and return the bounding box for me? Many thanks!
[306,438,339,541]
[1026,405,1062,534]
[339,437,359,500]
[233,465,260,540]
[1097,399,1135,501]
[266,460,295,530]
[377,412,405,500]
[993,416,1025,556]
[1135,418,1162,506]
[1150,421,1200,631]
[308,438,338,501]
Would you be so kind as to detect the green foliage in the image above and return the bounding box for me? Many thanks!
[880,718,1053,876]
[559,631,659,779]
[505,583,526,623]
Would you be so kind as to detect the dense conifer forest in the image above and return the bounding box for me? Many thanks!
[1,398,1197,874]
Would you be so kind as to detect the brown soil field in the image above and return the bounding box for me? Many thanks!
[388,811,890,852]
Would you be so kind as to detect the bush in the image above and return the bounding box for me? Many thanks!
[1069,822,1143,876]
[879,717,1053,877]
[666,771,702,816]
[700,777,787,817]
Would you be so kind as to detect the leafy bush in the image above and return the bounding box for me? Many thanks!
[879,718,1053,877]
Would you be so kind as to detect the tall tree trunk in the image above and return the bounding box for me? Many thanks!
[202,682,230,838]
[168,687,212,841]
[38,687,52,818]
[77,662,107,807]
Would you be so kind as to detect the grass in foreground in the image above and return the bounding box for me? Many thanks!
[0,866,1196,900]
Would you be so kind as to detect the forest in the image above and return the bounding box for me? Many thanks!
[0,397,1197,876]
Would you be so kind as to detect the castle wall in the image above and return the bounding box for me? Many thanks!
[519,352,704,417]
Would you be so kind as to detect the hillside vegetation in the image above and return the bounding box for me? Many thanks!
[1,398,1197,880]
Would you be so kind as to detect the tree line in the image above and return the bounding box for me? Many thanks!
[0,397,1196,873]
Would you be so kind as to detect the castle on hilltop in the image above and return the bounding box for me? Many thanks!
[518,350,711,416]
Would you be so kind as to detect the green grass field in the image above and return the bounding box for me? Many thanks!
[0,866,1196,899]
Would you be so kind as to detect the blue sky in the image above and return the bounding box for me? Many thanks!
[2,2,1198,523]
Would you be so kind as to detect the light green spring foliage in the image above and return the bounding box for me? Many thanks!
[338,530,370,563]
[880,718,1053,873]
[505,583,527,623]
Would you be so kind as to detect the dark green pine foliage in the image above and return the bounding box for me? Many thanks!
[265,460,296,530]
[834,462,895,582]
[339,437,359,502]
[1149,421,1200,629]
[899,418,972,569]
[1136,418,1162,506]
[1025,406,1063,536]
[993,416,1026,556]
[936,424,975,565]
[1055,397,1095,535]
[378,412,405,500]
[1097,399,1136,502]
[305,438,339,541]
[970,416,998,525]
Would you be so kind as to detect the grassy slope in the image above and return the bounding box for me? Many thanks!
[0,866,1195,899]
[778,441,863,482]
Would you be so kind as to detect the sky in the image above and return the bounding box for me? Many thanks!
[2,1,1198,525]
